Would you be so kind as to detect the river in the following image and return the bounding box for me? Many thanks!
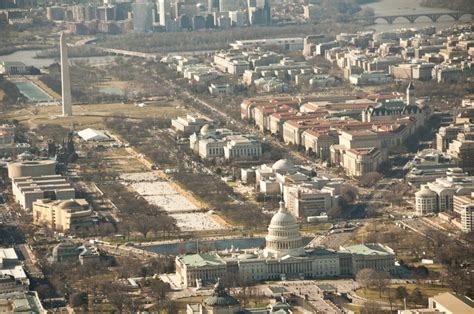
[0,50,117,69]
[361,0,472,32]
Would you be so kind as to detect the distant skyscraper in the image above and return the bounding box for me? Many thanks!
[208,0,219,12]
[248,0,270,25]
[60,33,72,117]
[219,0,238,12]
[158,0,169,26]
[132,0,154,32]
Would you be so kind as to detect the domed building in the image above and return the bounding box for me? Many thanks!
[264,202,305,258]
[271,159,295,173]
[189,124,262,161]
[415,186,438,215]
[176,202,396,288]
[200,279,241,314]
[32,198,93,232]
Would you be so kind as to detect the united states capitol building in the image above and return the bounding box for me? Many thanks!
[176,202,395,288]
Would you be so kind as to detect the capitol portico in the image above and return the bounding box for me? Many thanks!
[176,202,395,288]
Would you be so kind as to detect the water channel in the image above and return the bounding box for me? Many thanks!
[0,50,117,69]
[139,237,313,255]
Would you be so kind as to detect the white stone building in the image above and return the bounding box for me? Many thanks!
[172,114,213,135]
[415,168,474,214]
[175,202,395,288]
[415,186,438,215]
[190,124,262,161]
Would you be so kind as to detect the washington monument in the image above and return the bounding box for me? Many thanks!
[60,33,72,116]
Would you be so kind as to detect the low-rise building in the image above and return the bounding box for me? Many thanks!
[190,124,261,161]
[51,241,100,264]
[171,114,213,135]
[32,199,93,232]
[415,186,438,215]
[340,147,385,177]
[301,130,338,161]
[400,292,474,314]
[453,193,474,233]
[208,83,232,96]
[0,61,30,75]
[415,168,474,214]
[286,184,334,218]
[0,274,27,295]
[404,151,456,186]
[0,248,28,286]
[0,125,14,145]
[0,291,45,313]
[12,175,75,211]
[338,244,395,275]
[7,160,56,179]
[446,124,474,175]
[230,38,304,51]
[213,52,250,75]
[349,71,393,85]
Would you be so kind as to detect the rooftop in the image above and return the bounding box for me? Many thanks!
[178,253,225,267]
[430,292,474,313]
[340,243,394,256]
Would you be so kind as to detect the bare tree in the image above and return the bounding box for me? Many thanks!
[374,271,390,298]
[356,268,376,291]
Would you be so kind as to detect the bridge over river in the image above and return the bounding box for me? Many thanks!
[353,12,472,24]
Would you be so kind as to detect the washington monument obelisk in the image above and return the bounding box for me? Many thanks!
[60,33,72,116]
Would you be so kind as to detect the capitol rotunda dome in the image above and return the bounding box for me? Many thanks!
[264,202,305,258]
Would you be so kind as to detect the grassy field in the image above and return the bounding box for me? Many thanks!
[300,223,332,234]
[0,88,5,101]
[2,101,185,129]
[93,147,148,173]
[356,283,451,304]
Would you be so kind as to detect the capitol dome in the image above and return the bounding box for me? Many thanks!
[264,202,305,258]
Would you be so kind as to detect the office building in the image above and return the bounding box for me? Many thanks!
[414,168,474,214]
[190,124,262,161]
[12,175,75,211]
[219,0,238,12]
[400,292,474,314]
[7,160,56,179]
[132,0,154,32]
[453,193,474,233]
[32,199,93,232]
[0,292,45,313]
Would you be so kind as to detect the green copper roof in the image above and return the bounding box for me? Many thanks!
[341,243,393,256]
[179,253,225,267]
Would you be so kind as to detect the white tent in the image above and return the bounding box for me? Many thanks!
[77,128,110,141]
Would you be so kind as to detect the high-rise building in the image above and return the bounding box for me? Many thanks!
[247,0,270,25]
[219,0,238,12]
[97,5,116,21]
[207,0,219,12]
[60,33,72,117]
[132,0,154,32]
[158,0,169,27]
